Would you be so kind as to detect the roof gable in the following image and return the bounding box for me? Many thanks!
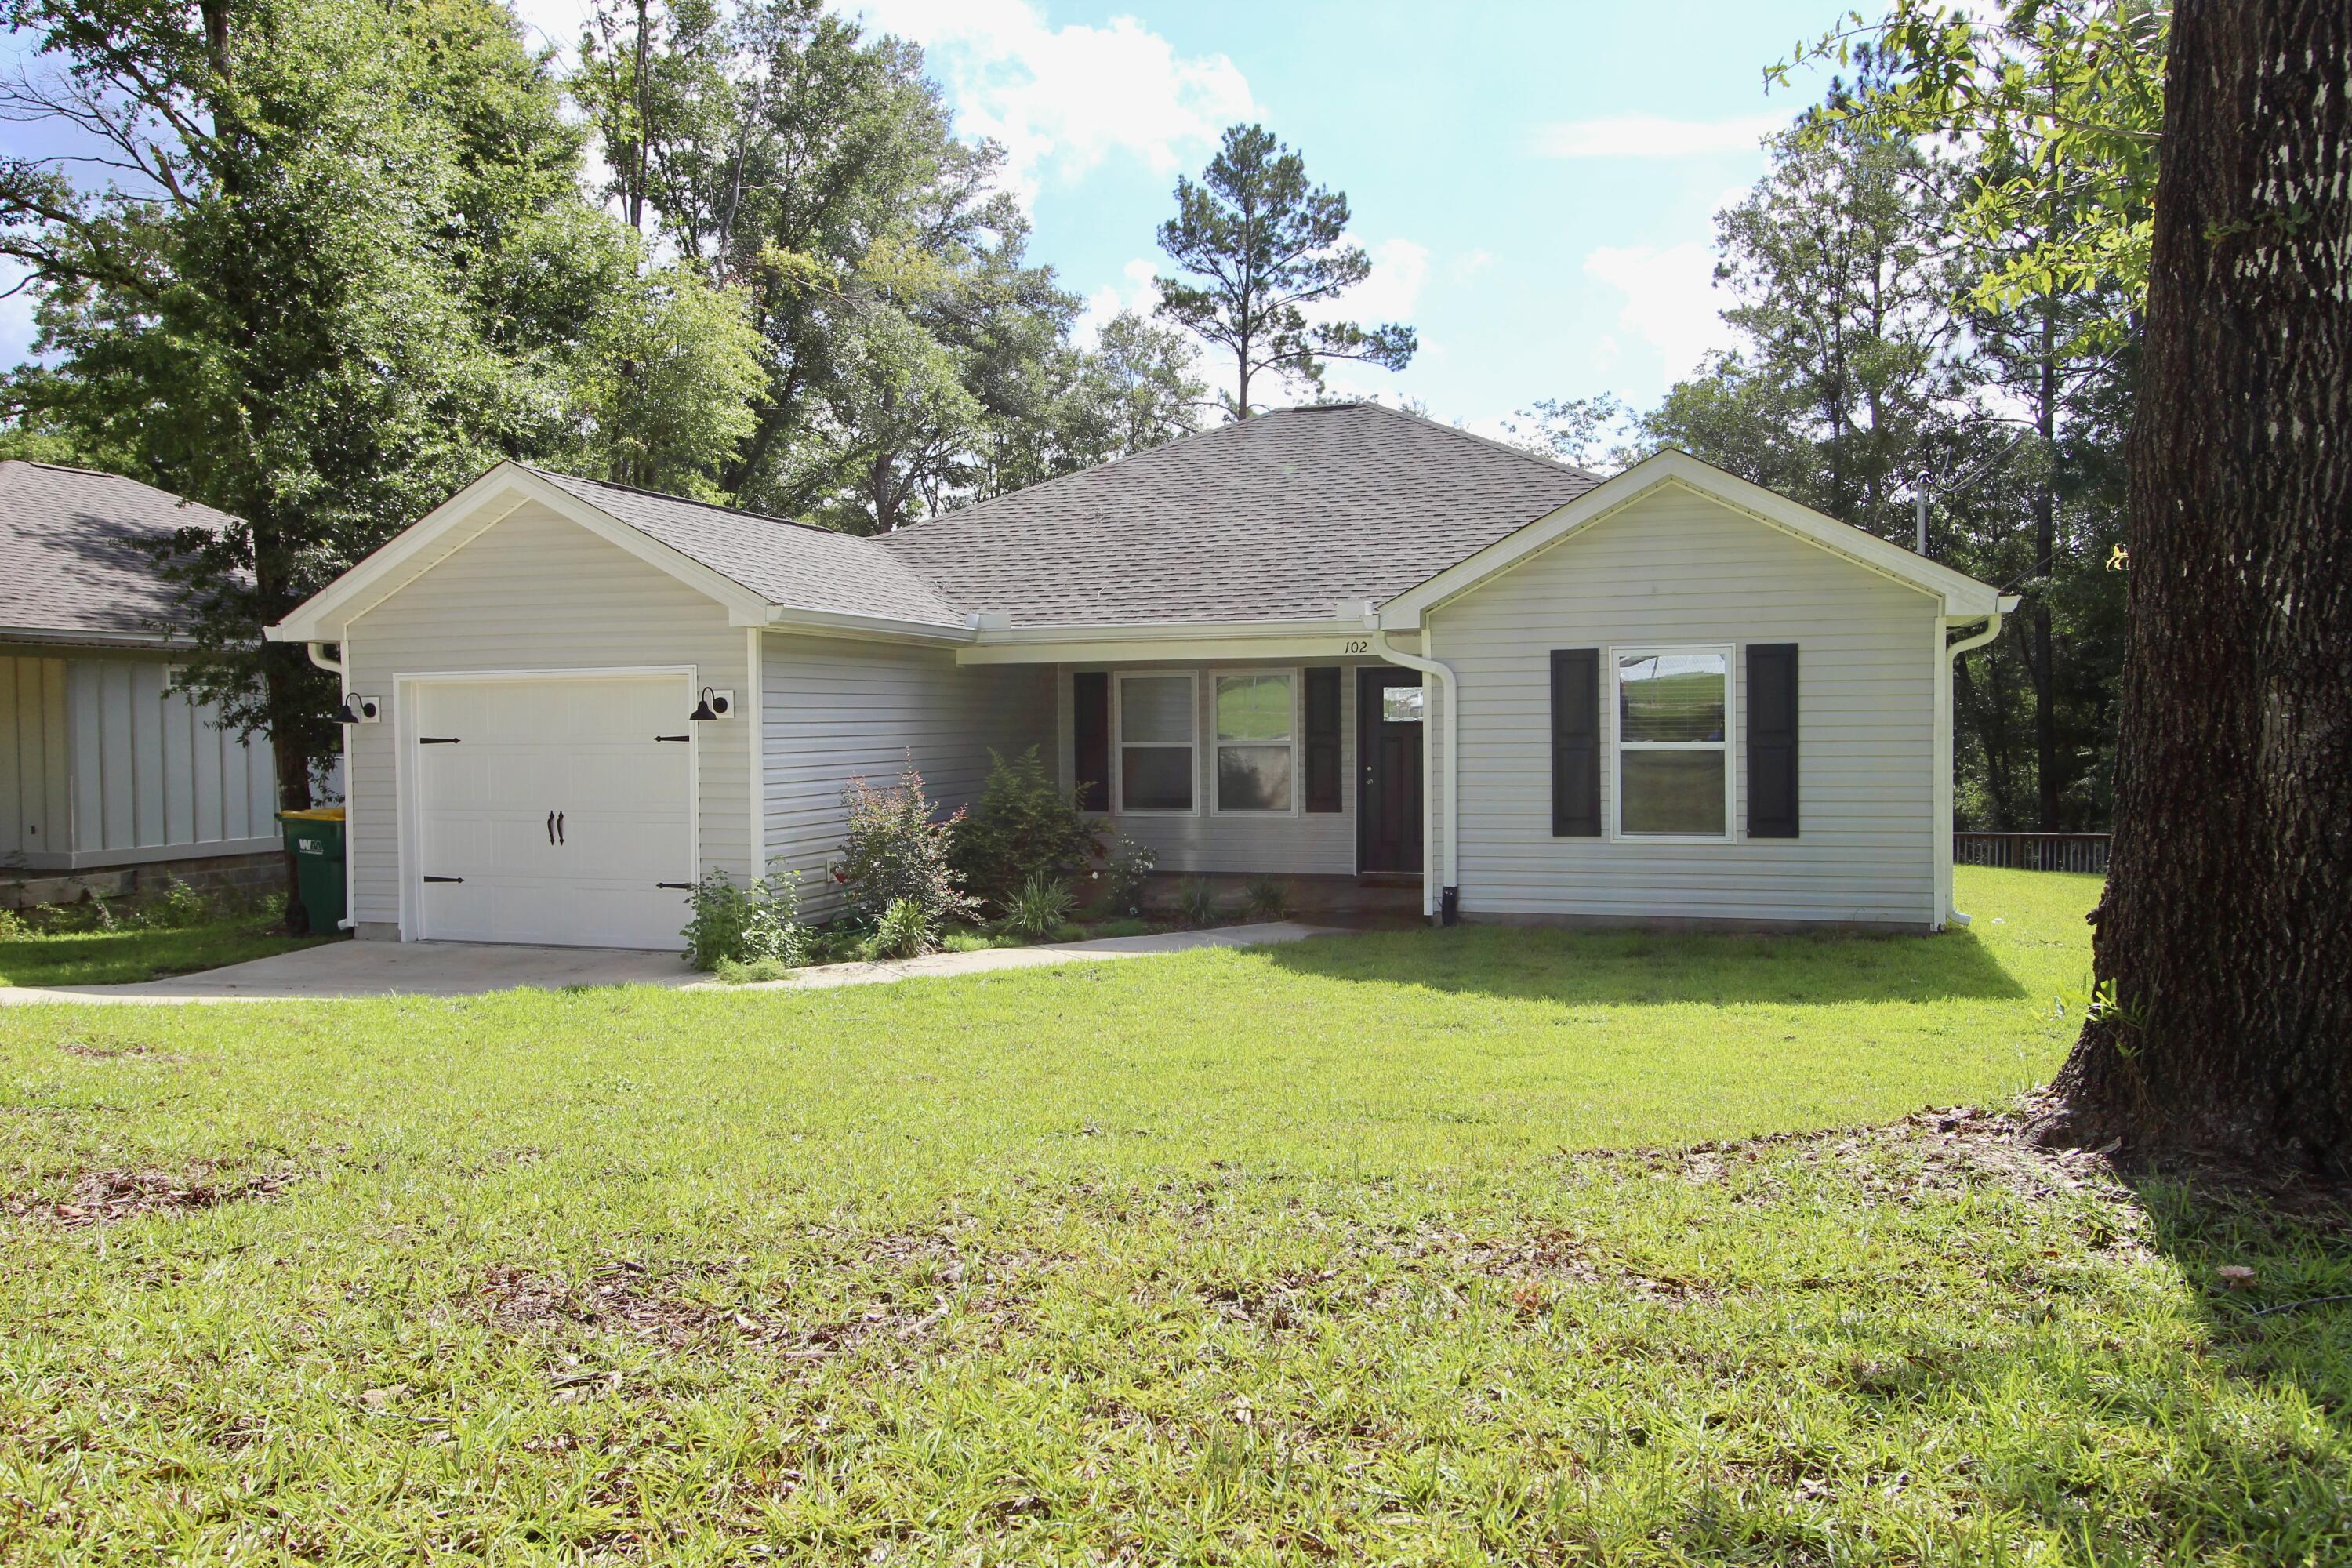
[1377,449,2005,624]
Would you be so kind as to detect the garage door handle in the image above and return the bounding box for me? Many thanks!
[655,881,692,890]
[423,875,463,884]
[555,811,564,845]
[546,810,556,844]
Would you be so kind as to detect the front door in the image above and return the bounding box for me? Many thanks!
[1357,667,1425,875]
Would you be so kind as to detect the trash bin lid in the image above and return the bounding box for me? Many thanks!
[278,807,347,822]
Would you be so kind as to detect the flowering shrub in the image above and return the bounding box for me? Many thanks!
[835,761,976,928]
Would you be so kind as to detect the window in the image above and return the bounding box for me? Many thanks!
[1381,684,1425,724]
[1612,647,1733,839]
[1214,670,1297,813]
[1116,671,1196,813]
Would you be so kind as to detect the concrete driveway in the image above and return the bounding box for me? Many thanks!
[0,922,1345,1004]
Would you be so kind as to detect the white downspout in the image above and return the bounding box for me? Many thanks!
[1370,626,1457,923]
[305,641,357,931]
[1939,604,2009,930]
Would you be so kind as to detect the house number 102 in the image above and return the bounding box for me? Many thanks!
[1342,639,1370,654]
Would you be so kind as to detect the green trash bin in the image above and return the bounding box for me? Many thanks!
[279,807,347,932]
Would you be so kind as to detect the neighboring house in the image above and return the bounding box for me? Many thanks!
[267,403,2014,949]
[1,459,286,905]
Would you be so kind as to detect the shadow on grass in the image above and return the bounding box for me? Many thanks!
[0,923,336,988]
[1262,924,2029,1005]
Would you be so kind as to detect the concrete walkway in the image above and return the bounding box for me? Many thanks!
[0,921,1342,1005]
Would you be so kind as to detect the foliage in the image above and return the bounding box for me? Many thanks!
[1096,830,1156,916]
[1498,394,1638,472]
[833,763,974,928]
[680,861,806,972]
[871,895,936,959]
[1174,876,1221,927]
[1156,124,1417,418]
[0,906,27,941]
[141,878,212,931]
[711,954,795,985]
[950,746,1104,913]
[997,875,1076,938]
[1784,2,2166,336]
[16,874,2341,1563]
[0,0,760,805]
[1240,875,1288,921]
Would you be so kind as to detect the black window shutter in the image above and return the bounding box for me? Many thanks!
[1304,667,1343,812]
[1551,649,1601,837]
[1073,671,1109,812]
[1747,643,1799,838]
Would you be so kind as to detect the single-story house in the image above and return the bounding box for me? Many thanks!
[265,403,2014,949]
[2,459,290,906]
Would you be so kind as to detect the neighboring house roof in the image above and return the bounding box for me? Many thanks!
[525,468,966,631]
[0,459,240,645]
[877,401,1605,626]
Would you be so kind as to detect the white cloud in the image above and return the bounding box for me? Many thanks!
[1334,237,1428,326]
[1530,113,1783,160]
[1076,256,1162,343]
[846,0,1254,199]
[1582,241,1736,384]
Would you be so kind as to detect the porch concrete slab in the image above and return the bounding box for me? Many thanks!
[0,921,1348,1005]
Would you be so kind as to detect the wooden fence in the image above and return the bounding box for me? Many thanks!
[1953,832,2111,874]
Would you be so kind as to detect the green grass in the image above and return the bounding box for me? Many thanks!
[1,867,2344,1563]
[0,909,334,988]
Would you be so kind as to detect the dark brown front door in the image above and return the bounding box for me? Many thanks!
[1358,667,1425,874]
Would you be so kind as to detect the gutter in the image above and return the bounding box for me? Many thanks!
[1940,597,2016,928]
[304,640,357,932]
[1369,624,1458,924]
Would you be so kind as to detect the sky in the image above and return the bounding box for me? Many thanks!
[2,0,1851,436]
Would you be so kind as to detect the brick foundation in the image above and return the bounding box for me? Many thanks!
[1,850,287,910]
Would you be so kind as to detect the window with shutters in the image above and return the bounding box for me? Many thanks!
[1113,670,1197,814]
[1212,670,1298,814]
[1610,645,1735,840]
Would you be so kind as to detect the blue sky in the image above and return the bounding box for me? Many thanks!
[4,0,1849,434]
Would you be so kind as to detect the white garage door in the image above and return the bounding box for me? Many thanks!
[409,674,695,949]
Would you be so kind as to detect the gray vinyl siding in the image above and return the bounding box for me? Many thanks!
[343,501,752,930]
[760,632,1053,917]
[2,648,277,868]
[1048,658,1401,877]
[1439,485,1938,926]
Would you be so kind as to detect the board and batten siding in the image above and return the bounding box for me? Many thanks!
[760,632,1052,916]
[2,648,278,868]
[1437,485,1940,927]
[342,501,751,932]
[1048,658,1414,877]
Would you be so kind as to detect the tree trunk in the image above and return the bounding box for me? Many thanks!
[2032,303,2061,831]
[2038,0,2352,1177]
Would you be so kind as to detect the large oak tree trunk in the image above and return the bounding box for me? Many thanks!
[2038,0,2352,1176]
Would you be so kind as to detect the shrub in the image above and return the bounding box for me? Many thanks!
[1240,874,1288,921]
[873,895,937,959]
[952,746,1103,911]
[1000,874,1076,938]
[1097,830,1156,916]
[681,862,808,972]
[142,877,212,929]
[1175,876,1221,927]
[836,763,975,928]
[0,906,27,940]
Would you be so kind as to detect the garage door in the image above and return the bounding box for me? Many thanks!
[410,674,695,949]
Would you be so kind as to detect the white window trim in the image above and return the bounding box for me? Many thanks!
[1607,642,1737,844]
[1210,666,1304,817]
[1112,668,1200,817]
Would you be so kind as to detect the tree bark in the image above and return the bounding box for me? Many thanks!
[2038,0,2352,1177]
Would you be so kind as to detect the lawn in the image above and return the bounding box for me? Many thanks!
[2,867,2345,1563]
[0,909,334,988]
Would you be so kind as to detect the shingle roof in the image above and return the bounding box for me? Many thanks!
[0,459,241,643]
[526,467,967,630]
[877,402,1603,626]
